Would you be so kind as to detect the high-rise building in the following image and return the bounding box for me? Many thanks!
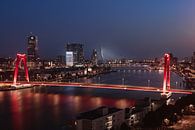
[27,35,38,68]
[56,55,65,66]
[66,51,74,67]
[169,53,178,66]
[91,49,98,66]
[192,52,195,70]
[66,43,84,65]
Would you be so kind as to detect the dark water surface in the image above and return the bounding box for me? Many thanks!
[0,69,184,130]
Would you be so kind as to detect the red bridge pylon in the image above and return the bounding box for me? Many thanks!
[163,53,171,92]
[13,53,29,84]
[161,53,172,98]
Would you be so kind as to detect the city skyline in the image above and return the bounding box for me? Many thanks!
[1,1,195,130]
[0,0,195,59]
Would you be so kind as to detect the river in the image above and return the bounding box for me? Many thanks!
[0,68,184,130]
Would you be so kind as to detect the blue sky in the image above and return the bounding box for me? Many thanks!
[0,0,195,59]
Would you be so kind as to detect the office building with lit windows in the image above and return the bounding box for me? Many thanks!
[66,51,74,67]
[91,49,98,66]
[192,52,195,70]
[27,34,38,68]
[76,106,125,130]
[66,43,84,65]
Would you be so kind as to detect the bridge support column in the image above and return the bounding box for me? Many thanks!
[13,54,29,85]
[161,53,171,99]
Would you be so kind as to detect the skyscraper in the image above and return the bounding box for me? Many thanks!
[192,52,195,70]
[27,34,38,68]
[91,49,98,66]
[66,43,84,65]
[66,51,74,67]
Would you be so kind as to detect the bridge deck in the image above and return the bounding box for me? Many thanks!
[0,81,192,94]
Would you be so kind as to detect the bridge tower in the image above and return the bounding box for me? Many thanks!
[13,53,29,85]
[161,53,171,98]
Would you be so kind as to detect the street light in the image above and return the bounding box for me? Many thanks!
[164,118,170,126]
[148,80,150,87]
[98,76,101,84]
[122,77,125,85]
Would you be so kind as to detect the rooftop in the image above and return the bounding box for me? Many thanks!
[77,106,122,120]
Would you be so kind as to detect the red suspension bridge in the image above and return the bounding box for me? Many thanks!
[0,53,193,96]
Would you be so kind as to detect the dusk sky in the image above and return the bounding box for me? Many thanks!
[0,0,195,59]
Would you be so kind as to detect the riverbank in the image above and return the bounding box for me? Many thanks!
[0,84,34,91]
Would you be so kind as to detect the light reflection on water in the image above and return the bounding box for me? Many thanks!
[0,69,184,130]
